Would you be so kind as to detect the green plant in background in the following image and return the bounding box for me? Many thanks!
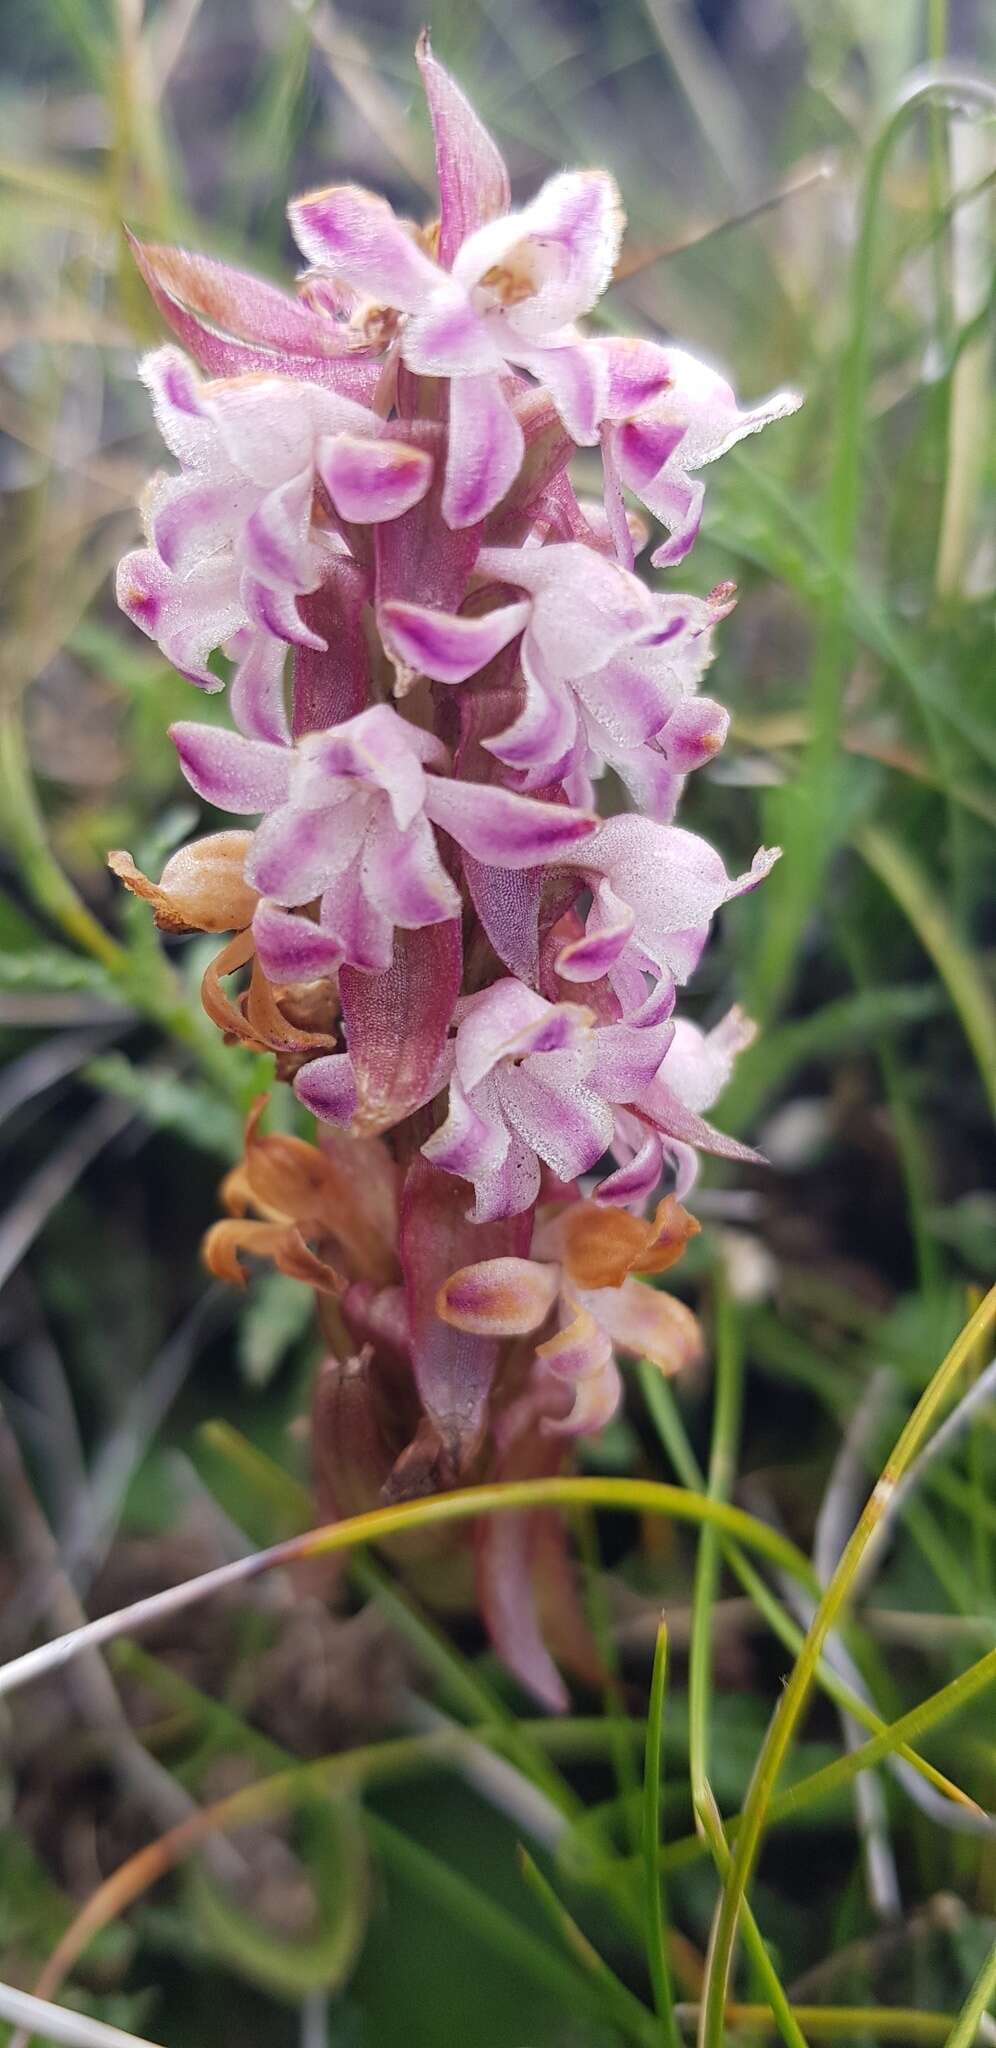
[0,3,994,2046]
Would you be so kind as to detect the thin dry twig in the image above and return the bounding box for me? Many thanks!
[0,996,133,1028]
[401,1693,568,1854]
[865,1357,996,1572]
[143,0,206,92]
[788,1892,980,2001]
[55,1289,237,1597]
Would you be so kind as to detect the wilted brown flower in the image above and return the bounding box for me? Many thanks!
[108,832,258,934]
[204,1098,399,1294]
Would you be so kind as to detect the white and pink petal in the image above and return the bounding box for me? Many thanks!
[554,877,635,983]
[252,899,345,981]
[455,170,623,337]
[504,336,606,446]
[379,595,529,684]
[424,775,595,867]
[454,982,593,1095]
[496,1046,613,1183]
[582,1275,701,1373]
[246,800,361,901]
[171,722,292,814]
[242,572,326,650]
[442,372,526,528]
[242,468,316,590]
[289,184,442,311]
[295,1053,359,1127]
[422,1074,510,1182]
[228,630,290,745]
[360,807,461,929]
[317,433,434,524]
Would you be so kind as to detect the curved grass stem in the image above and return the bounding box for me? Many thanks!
[0,1475,812,1704]
[857,826,996,1116]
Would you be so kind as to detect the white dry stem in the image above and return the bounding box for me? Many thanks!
[299,1992,330,2048]
[813,1368,903,1921]
[0,1981,164,2048]
[0,1540,281,1702]
[401,1692,568,1855]
[0,1099,133,1297]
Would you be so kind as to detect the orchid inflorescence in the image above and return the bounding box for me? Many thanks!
[113,36,799,1706]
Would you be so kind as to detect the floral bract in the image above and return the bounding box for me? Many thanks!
[114,34,799,1708]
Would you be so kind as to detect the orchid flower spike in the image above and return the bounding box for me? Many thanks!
[112,33,799,1709]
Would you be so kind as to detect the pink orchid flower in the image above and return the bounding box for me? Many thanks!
[601,1005,761,1206]
[437,1193,703,1438]
[598,341,802,569]
[421,975,678,1223]
[552,813,781,991]
[289,42,624,530]
[379,542,733,795]
[171,704,597,980]
[421,982,610,1222]
[116,347,433,743]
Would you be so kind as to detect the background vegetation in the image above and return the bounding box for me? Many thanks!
[0,2,994,2044]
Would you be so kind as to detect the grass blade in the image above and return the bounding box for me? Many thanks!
[687,1288,810,2048]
